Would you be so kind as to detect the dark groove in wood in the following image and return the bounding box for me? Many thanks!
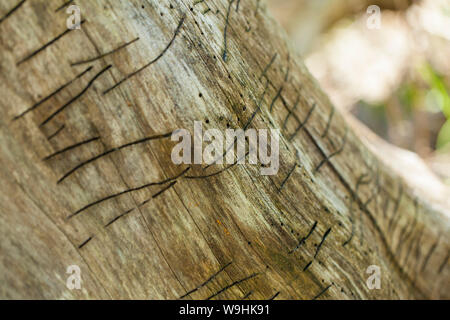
[13,66,92,120]
[40,65,112,127]
[43,136,100,160]
[58,131,172,183]
[71,37,139,66]
[103,16,185,95]
[179,261,233,299]
[68,167,190,219]
[205,273,258,300]
[55,0,74,12]
[0,0,26,25]
[17,20,86,65]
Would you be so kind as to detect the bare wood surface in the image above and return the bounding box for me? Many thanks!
[0,0,448,299]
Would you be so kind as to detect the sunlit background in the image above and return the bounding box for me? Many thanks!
[267,0,450,184]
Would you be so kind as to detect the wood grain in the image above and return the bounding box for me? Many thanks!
[0,0,448,299]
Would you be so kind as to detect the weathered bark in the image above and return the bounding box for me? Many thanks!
[0,0,448,299]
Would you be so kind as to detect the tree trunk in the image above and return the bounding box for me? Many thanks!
[0,0,448,299]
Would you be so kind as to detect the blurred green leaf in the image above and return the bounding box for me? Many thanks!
[436,119,450,150]
[419,63,450,150]
[419,63,450,118]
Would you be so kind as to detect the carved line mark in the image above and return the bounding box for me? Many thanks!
[222,0,234,62]
[403,227,422,268]
[438,250,449,274]
[78,236,93,249]
[243,80,269,131]
[299,121,428,297]
[0,0,26,25]
[362,165,379,210]
[105,181,177,228]
[179,261,233,299]
[43,136,100,160]
[315,127,348,172]
[47,124,65,141]
[261,76,310,138]
[13,66,93,121]
[235,0,241,12]
[282,95,300,130]
[289,221,317,254]
[312,284,332,300]
[138,182,176,207]
[381,190,390,219]
[205,273,259,300]
[16,20,86,66]
[314,227,332,259]
[71,37,140,66]
[343,173,371,246]
[105,208,134,228]
[269,67,289,113]
[103,15,185,95]
[396,198,418,257]
[420,236,440,273]
[352,168,379,246]
[259,53,277,81]
[149,180,177,200]
[242,291,252,299]
[269,86,283,113]
[303,261,312,271]
[68,167,190,219]
[288,103,316,142]
[357,169,376,245]
[55,0,73,12]
[268,291,280,300]
[57,131,172,184]
[186,151,248,179]
[278,164,297,193]
[204,81,269,169]
[322,107,335,138]
[413,228,425,278]
[40,65,112,127]
[387,183,403,233]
